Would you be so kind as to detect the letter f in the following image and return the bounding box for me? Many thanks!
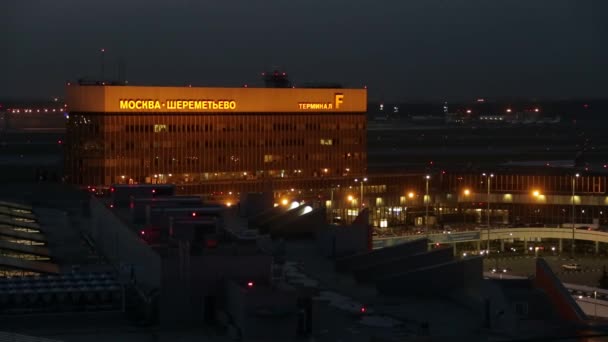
[335,94,344,109]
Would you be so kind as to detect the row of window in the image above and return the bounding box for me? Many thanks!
[114,138,360,150]
[447,174,608,194]
[127,123,366,134]
[100,152,363,167]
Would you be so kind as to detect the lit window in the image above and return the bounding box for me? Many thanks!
[154,124,168,133]
[320,139,333,146]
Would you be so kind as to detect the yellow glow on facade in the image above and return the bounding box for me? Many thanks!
[119,99,237,111]
[67,86,366,113]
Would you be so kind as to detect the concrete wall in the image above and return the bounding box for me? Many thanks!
[353,247,453,283]
[377,256,483,296]
[239,192,273,218]
[159,253,272,326]
[88,197,161,289]
[335,238,428,272]
[248,207,285,228]
[224,281,298,341]
[317,224,369,258]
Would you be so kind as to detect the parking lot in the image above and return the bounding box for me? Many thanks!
[483,255,608,287]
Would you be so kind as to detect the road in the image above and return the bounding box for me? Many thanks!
[484,255,608,287]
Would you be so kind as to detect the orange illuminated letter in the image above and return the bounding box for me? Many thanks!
[335,94,344,109]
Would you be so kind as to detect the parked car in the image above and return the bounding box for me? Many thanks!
[561,263,582,271]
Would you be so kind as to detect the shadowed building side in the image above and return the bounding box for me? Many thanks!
[353,246,454,283]
[335,238,428,272]
[376,256,484,297]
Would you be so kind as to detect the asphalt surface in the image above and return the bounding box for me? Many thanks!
[483,254,608,287]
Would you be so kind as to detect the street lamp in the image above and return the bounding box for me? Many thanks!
[482,173,494,253]
[355,177,368,208]
[425,175,431,237]
[571,173,580,258]
[329,184,340,222]
[463,188,471,225]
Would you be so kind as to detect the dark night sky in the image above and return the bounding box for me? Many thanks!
[1,0,606,101]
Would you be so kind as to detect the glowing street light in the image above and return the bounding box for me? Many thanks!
[462,188,471,224]
[425,175,431,236]
[571,173,580,258]
[355,177,368,208]
[482,173,494,253]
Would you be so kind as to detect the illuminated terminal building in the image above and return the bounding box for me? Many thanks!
[65,84,367,195]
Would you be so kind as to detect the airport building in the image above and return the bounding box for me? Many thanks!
[65,85,367,195]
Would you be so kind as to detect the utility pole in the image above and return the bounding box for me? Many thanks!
[425,175,431,238]
[572,173,579,259]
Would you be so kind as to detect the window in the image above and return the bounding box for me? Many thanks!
[320,139,333,146]
[154,124,168,133]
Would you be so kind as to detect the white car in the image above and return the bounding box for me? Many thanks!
[561,263,582,271]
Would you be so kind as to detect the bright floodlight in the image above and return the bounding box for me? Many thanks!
[300,206,313,215]
[289,201,300,210]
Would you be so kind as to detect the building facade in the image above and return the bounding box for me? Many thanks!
[65,85,367,195]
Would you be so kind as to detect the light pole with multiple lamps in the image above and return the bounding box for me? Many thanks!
[355,177,368,208]
[482,173,494,253]
[571,173,580,259]
[425,175,431,237]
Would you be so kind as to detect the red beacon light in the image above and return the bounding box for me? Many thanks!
[192,212,197,217]
[360,306,367,314]
[151,189,156,194]
[110,187,115,192]
[247,281,254,288]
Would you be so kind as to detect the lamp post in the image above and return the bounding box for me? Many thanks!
[330,184,340,222]
[483,173,494,253]
[595,291,598,317]
[463,188,471,225]
[355,177,367,209]
[425,175,431,237]
[571,173,580,259]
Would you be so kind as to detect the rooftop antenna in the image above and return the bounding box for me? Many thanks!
[100,48,106,81]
